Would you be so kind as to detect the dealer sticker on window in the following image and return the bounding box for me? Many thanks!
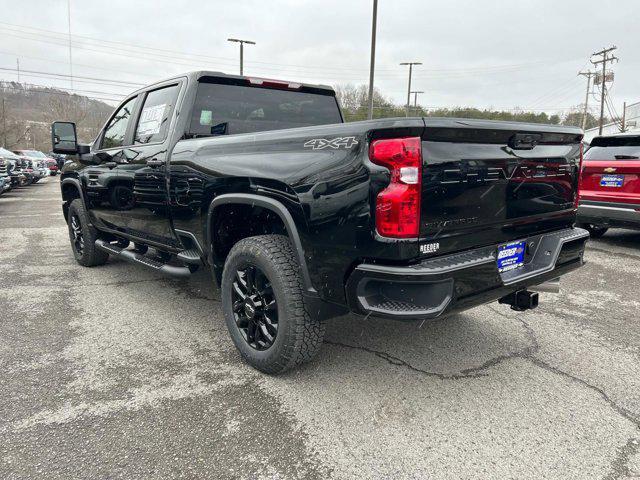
[497,240,526,273]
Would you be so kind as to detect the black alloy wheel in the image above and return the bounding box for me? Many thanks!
[221,234,326,374]
[231,264,278,351]
[70,213,84,256]
[67,199,109,267]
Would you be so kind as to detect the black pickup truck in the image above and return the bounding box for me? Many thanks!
[51,71,588,373]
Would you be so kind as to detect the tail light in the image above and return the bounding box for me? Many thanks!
[369,137,422,238]
[575,142,584,209]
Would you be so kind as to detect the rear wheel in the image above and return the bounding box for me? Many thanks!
[581,224,608,239]
[67,199,109,267]
[221,234,325,374]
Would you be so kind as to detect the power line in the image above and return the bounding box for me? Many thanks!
[0,66,143,88]
[0,49,158,81]
[0,21,581,77]
[603,87,622,127]
[527,76,582,110]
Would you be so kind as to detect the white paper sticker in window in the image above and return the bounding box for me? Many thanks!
[138,103,166,136]
[200,110,213,126]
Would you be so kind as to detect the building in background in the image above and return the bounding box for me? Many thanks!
[584,100,640,143]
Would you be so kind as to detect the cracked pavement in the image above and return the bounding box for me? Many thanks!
[1,178,639,479]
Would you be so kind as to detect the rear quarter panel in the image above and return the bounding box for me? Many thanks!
[168,118,424,304]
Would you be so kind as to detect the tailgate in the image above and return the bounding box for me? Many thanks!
[580,135,640,205]
[420,120,582,256]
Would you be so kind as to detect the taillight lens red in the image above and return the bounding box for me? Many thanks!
[369,137,422,238]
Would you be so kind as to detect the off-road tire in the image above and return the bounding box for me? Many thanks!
[221,234,325,374]
[67,199,109,267]
[581,224,608,239]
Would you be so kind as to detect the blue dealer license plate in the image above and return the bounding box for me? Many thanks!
[497,240,526,273]
[600,174,624,187]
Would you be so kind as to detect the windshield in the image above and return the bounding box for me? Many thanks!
[585,136,640,160]
[25,150,47,158]
[188,81,342,137]
[0,147,19,159]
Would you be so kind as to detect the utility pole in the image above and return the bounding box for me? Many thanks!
[621,101,627,133]
[367,0,378,120]
[400,62,421,117]
[411,90,424,115]
[2,98,6,148]
[16,58,20,83]
[227,38,256,76]
[67,0,73,89]
[578,71,595,130]
[590,46,618,135]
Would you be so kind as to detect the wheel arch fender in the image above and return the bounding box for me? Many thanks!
[60,178,88,223]
[206,193,316,294]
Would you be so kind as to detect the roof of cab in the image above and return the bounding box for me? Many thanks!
[131,70,335,95]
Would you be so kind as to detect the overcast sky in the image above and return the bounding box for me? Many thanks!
[1,0,638,117]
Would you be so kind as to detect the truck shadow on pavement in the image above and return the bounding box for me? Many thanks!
[589,229,640,253]
[164,263,534,380]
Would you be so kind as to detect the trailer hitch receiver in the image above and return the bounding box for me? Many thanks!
[499,289,539,312]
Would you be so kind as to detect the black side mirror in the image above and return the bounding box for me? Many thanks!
[51,121,79,154]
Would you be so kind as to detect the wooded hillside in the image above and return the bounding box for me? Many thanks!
[0,82,113,152]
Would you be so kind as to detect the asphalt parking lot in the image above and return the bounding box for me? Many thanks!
[1,177,639,480]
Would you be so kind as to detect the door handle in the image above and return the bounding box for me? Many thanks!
[146,158,163,168]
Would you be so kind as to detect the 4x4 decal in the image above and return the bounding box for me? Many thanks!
[303,137,359,150]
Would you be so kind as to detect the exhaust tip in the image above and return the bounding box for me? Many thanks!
[530,277,560,294]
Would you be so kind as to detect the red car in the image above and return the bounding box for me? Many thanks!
[577,134,640,237]
[45,159,59,175]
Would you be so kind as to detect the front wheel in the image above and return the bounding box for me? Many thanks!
[67,199,109,267]
[221,234,325,374]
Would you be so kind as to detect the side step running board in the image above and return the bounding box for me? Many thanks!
[177,248,202,265]
[95,239,191,277]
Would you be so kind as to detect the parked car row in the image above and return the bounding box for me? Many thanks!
[0,148,65,195]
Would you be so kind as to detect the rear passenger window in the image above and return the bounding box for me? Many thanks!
[135,84,180,144]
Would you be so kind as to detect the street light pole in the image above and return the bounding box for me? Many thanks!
[67,0,73,89]
[227,38,256,76]
[400,62,421,117]
[367,0,378,120]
